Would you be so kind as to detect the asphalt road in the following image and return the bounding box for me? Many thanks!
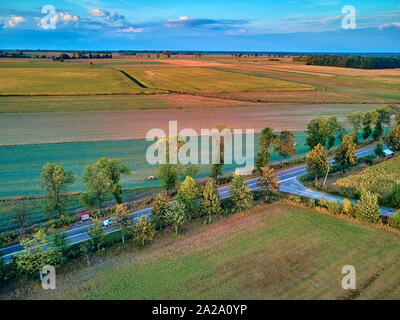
[0,144,395,263]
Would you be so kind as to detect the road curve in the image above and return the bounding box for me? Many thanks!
[0,144,395,263]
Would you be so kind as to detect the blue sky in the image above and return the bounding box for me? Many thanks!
[1,0,400,51]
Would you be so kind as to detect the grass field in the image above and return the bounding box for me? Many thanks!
[1,56,399,108]
[337,156,400,196]
[0,67,157,95]
[121,66,316,93]
[11,203,400,299]
[0,132,311,199]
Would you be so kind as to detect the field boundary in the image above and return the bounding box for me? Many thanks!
[116,69,148,88]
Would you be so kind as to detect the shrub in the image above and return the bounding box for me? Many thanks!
[319,197,328,208]
[177,176,202,220]
[230,170,253,212]
[341,198,351,215]
[307,198,316,209]
[389,211,400,229]
[327,200,341,214]
[356,190,381,223]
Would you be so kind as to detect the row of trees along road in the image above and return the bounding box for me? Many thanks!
[305,104,400,185]
[40,157,130,220]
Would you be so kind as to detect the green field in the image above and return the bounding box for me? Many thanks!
[0,95,174,113]
[0,66,156,95]
[0,132,311,199]
[337,156,400,196]
[18,203,400,300]
[121,67,316,93]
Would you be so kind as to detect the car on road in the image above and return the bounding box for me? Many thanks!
[102,219,113,227]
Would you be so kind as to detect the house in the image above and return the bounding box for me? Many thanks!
[383,148,394,159]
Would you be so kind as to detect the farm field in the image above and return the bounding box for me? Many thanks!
[0,66,156,95]
[11,203,400,300]
[120,66,315,93]
[337,155,400,196]
[0,132,311,199]
[0,104,379,145]
[0,56,399,109]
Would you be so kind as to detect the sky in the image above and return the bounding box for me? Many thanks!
[0,0,400,52]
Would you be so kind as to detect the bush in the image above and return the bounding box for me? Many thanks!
[319,197,328,208]
[356,190,381,223]
[307,198,316,209]
[390,211,400,229]
[327,200,341,214]
[341,198,357,217]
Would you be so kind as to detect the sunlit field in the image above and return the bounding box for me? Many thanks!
[337,156,400,196]
[121,66,315,93]
[12,203,400,300]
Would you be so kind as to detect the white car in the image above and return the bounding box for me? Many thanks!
[102,219,112,227]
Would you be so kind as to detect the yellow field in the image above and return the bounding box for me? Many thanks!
[337,156,400,196]
[0,67,155,95]
[121,66,316,93]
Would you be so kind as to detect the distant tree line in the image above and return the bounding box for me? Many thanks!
[296,54,400,69]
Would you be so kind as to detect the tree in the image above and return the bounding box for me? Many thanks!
[356,189,381,223]
[132,216,155,247]
[178,163,201,179]
[230,170,253,211]
[362,110,378,142]
[40,163,75,218]
[15,229,62,276]
[255,127,276,172]
[151,194,173,230]
[202,179,221,223]
[379,106,394,136]
[52,232,68,264]
[158,164,178,195]
[374,141,385,158]
[326,116,342,149]
[81,162,113,211]
[166,203,186,234]
[210,123,231,179]
[385,125,400,151]
[306,117,328,149]
[346,111,364,143]
[306,144,330,184]
[11,204,31,233]
[334,134,357,172]
[257,167,279,201]
[112,204,131,243]
[177,176,202,220]
[88,219,105,251]
[95,158,130,204]
[372,120,384,141]
[387,183,400,209]
[274,130,295,165]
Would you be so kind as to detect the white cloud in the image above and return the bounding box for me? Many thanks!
[55,12,79,23]
[88,8,105,17]
[379,21,400,30]
[118,27,143,33]
[6,16,24,28]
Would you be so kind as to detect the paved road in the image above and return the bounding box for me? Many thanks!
[0,144,395,263]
